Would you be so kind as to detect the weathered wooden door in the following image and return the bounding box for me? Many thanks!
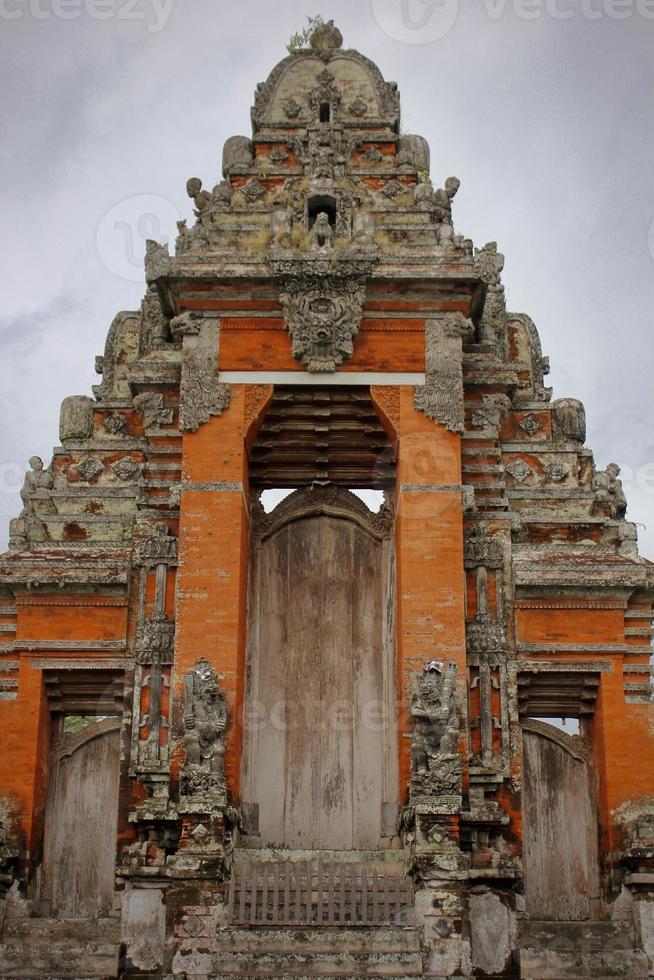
[522,719,600,920]
[43,718,121,917]
[242,489,397,849]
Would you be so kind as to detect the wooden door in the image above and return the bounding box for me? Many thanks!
[43,718,121,917]
[242,489,397,850]
[522,719,600,921]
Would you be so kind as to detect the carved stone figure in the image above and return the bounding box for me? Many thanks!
[186,178,212,226]
[180,659,228,806]
[410,662,462,799]
[19,457,53,515]
[594,463,628,519]
[310,212,334,251]
[475,241,506,345]
[433,177,460,243]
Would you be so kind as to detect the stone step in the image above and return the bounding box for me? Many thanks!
[0,937,120,978]
[174,926,424,978]
[189,951,423,978]
[519,920,649,978]
[3,913,120,941]
[215,925,422,954]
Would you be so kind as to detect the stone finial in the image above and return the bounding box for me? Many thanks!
[222,136,253,178]
[552,398,586,445]
[310,20,343,55]
[59,395,94,443]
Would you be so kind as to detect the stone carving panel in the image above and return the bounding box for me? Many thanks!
[175,317,230,433]
[414,313,474,433]
[272,258,374,372]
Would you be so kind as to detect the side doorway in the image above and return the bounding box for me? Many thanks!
[521,718,601,921]
[42,669,123,918]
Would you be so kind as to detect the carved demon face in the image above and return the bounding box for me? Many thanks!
[280,276,366,373]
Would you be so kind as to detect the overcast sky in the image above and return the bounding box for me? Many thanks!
[1,0,653,554]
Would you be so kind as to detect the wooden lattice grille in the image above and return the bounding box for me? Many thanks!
[227,861,413,928]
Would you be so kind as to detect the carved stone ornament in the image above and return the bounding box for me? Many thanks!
[135,611,176,666]
[133,392,174,429]
[144,240,170,283]
[241,177,267,201]
[414,313,474,433]
[180,658,228,809]
[76,456,104,482]
[104,413,127,436]
[309,69,341,118]
[383,179,405,199]
[268,146,289,165]
[272,258,375,373]
[137,523,178,563]
[360,146,384,165]
[349,98,368,117]
[410,661,462,800]
[309,19,343,56]
[283,98,303,119]
[545,461,569,483]
[471,393,512,430]
[170,311,203,338]
[464,526,504,569]
[112,456,142,481]
[466,612,507,657]
[179,348,231,433]
[505,459,533,484]
[520,413,542,437]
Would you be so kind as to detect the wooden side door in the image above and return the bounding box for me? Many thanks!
[522,719,600,921]
[43,718,121,917]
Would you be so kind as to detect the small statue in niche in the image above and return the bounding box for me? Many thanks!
[310,211,334,251]
[410,660,461,797]
[183,658,227,777]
